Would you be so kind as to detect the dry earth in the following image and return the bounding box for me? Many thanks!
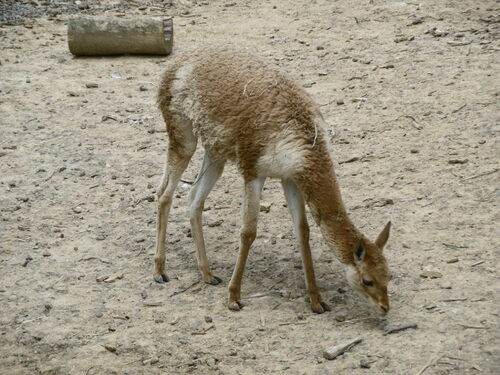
[1,1,499,374]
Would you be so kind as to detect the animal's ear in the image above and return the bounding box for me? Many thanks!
[354,243,366,263]
[376,221,391,249]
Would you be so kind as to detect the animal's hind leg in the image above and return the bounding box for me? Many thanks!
[154,118,197,283]
[188,152,225,285]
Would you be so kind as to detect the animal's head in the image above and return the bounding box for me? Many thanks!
[345,221,392,315]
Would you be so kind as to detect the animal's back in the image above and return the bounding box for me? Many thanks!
[158,46,329,178]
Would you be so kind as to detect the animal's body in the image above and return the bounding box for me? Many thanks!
[154,46,392,314]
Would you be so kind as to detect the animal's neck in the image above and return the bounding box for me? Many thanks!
[294,154,362,265]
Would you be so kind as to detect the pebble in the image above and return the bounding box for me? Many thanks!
[360,359,371,368]
[440,282,452,289]
[139,85,148,91]
[42,250,51,257]
[260,202,272,213]
[104,344,117,353]
[336,99,345,105]
[204,316,213,323]
[72,206,82,214]
[85,82,98,88]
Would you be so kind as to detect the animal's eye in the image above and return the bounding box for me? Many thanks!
[362,279,374,286]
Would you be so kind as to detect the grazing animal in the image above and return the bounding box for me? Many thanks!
[154,46,392,314]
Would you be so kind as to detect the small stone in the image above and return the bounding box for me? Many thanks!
[139,85,148,91]
[430,28,448,37]
[204,316,213,323]
[360,359,371,368]
[334,311,347,322]
[446,258,459,264]
[96,234,106,241]
[42,250,51,257]
[410,149,419,154]
[260,202,272,213]
[420,271,442,279]
[336,99,345,105]
[440,282,452,289]
[104,344,117,353]
[149,356,159,364]
[337,287,346,294]
[410,17,424,25]
[208,219,223,227]
[448,159,468,165]
[86,82,98,88]
[96,275,108,282]
[72,206,82,214]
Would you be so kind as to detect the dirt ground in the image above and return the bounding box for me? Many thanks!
[1,1,499,374]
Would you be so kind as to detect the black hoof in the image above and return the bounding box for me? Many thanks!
[229,301,243,311]
[208,276,223,285]
[321,302,331,312]
[312,302,331,314]
[154,274,169,283]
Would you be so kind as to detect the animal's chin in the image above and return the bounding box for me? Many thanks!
[350,287,387,315]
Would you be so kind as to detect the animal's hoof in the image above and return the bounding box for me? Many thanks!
[206,275,223,285]
[228,301,243,311]
[154,273,169,283]
[312,302,331,314]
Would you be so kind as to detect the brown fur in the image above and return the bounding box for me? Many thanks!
[154,46,392,314]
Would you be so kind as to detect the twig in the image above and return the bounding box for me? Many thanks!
[397,115,422,130]
[451,104,466,114]
[278,321,308,326]
[442,243,468,249]
[442,297,467,302]
[191,324,215,335]
[44,169,57,182]
[464,168,499,181]
[457,323,488,329]
[384,323,418,335]
[169,280,200,297]
[417,356,437,375]
[470,261,485,267]
[323,337,363,360]
[339,317,376,324]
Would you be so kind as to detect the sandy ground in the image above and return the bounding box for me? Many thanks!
[1,1,499,374]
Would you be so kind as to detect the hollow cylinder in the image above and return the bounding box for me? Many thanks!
[68,16,173,56]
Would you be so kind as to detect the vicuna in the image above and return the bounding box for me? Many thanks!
[154,47,392,314]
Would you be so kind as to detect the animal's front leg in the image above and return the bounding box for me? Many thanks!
[282,179,330,314]
[228,177,265,311]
